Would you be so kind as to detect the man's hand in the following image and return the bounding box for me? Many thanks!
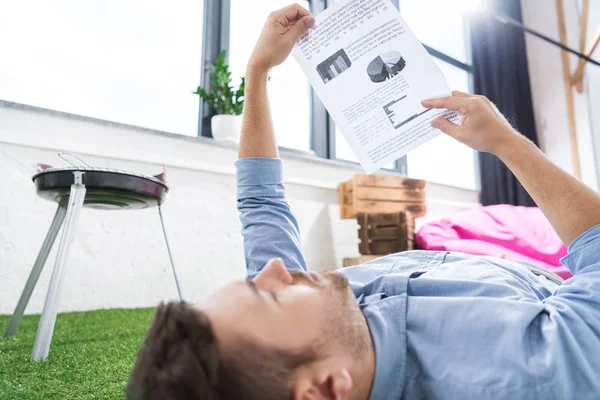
[239,5,314,159]
[247,4,315,74]
[424,90,600,246]
[421,91,521,155]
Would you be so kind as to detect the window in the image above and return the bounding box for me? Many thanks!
[400,0,477,190]
[406,58,477,190]
[400,0,469,63]
[229,0,312,151]
[0,0,204,136]
[335,127,357,162]
[1,0,478,189]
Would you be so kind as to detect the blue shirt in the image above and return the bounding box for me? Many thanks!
[236,158,600,400]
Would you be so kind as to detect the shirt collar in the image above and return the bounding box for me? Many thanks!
[362,293,408,400]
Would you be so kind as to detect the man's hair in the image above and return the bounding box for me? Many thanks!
[127,301,318,400]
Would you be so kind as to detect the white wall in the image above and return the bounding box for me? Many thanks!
[0,101,479,314]
[585,1,600,189]
[522,0,598,190]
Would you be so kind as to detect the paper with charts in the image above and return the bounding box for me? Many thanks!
[292,0,460,174]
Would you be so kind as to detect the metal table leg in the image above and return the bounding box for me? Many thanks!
[32,174,86,361]
[4,205,67,337]
[158,205,183,301]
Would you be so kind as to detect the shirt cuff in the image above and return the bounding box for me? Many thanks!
[560,224,600,275]
[236,157,284,200]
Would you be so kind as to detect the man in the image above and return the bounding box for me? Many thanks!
[128,5,600,400]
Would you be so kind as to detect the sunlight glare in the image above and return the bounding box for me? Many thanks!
[454,0,488,15]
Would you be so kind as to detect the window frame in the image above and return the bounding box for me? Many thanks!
[199,0,232,138]
[200,0,476,185]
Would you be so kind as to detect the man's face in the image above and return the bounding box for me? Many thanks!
[200,259,364,356]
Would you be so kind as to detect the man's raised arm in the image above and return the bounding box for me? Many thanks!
[422,91,600,246]
[236,6,315,277]
[239,5,315,159]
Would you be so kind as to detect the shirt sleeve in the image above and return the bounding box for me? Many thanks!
[536,224,600,394]
[559,223,600,275]
[236,157,307,278]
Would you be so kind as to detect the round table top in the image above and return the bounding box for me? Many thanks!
[32,167,168,210]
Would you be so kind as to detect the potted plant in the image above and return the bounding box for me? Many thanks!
[194,50,245,142]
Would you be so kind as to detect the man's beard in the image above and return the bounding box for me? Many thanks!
[289,270,369,358]
[289,270,349,291]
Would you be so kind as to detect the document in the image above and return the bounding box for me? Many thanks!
[292,0,460,174]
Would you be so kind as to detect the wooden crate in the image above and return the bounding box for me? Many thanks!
[338,175,426,219]
[343,255,382,268]
[357,212,414,255]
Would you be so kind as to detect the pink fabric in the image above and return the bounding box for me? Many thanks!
[416,205,572,280]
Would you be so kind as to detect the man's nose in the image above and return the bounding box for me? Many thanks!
[253,258,294,288]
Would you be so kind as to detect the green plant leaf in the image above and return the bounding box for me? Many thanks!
[193,50,250,115]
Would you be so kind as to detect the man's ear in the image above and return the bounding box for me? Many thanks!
[293,368,353,400]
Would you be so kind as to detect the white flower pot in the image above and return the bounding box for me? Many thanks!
[211,114,242,143]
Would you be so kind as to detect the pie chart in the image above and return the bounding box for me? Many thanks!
[367,51,406,83]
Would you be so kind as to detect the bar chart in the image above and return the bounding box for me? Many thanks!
[316,49,353,84]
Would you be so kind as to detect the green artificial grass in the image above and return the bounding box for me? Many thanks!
[0,308,156,399]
